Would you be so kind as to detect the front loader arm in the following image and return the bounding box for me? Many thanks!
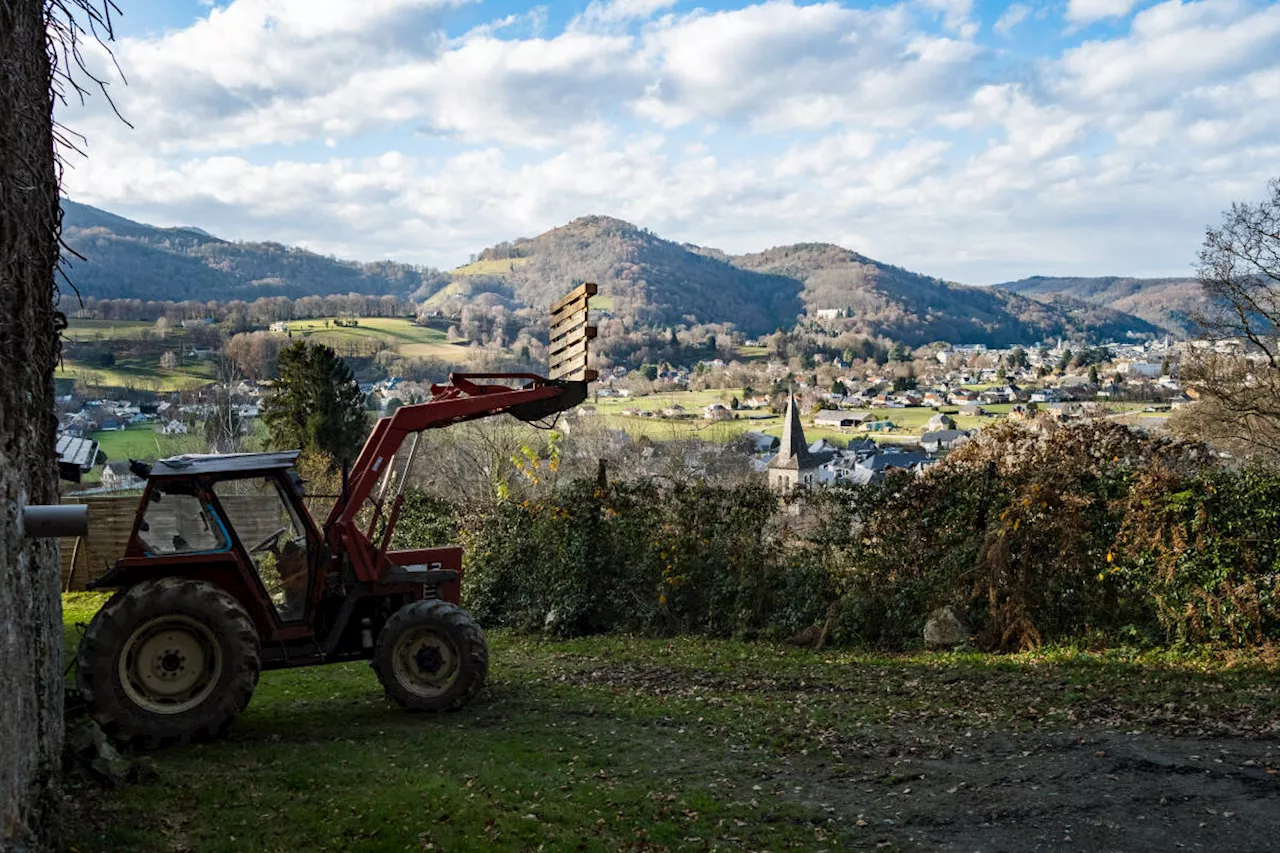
[324,284,597,583]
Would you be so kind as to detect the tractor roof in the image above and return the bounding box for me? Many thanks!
[150,451,302,477]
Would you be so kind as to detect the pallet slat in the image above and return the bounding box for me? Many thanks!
[549,325,597,356]
[550,282,597,317]
[549,338,591,371]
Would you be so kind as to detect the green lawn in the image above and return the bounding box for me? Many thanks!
[91,424,202,466]
[59,594,1280,853]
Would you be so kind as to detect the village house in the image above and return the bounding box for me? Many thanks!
[925,413,956,432]
[814,409,871,430]
[100,462,144,490]
[742,431,779,453]
[861,419,897,432]
[921,429,971,453]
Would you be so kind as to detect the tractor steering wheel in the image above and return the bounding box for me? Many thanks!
[249,527,288,554]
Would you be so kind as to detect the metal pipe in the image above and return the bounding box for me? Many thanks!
[394,433,421,502]
[22,504,88,538]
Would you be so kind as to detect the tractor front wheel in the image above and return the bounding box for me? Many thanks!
[76,578,261,747]
[373,600,488,712]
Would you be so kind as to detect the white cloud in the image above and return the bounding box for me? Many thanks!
[634,3,980,130]
[1056,1,1280,105]
[573,0,679,30]
[1065,0,1141,26]
[56,0,1280,283]
[994,3,1030,35]
[917,0,974,33]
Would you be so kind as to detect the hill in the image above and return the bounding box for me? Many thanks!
[727,243,1160,346]
[995,275,1204,336]
[61,202,1166,346]
[461,220,1159,345]
[471,215,804,336]
[58,200,447,302]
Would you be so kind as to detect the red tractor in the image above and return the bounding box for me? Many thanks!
[75,285,597,745]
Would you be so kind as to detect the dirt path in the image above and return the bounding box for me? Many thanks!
[542,653,1280,851]
[760,729,1280,851]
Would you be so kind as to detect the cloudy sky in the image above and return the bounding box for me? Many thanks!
[58,0,1280,284]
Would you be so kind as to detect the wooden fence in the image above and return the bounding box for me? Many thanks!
[60,495,139,591]
[60,493,283,591]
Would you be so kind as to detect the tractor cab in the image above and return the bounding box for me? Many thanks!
[115,452,322,627]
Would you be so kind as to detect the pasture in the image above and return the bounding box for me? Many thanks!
[59,593,1280,853]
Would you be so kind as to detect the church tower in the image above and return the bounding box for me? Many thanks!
[767,393,818,491]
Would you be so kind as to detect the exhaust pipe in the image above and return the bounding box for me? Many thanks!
[22,504,89,538]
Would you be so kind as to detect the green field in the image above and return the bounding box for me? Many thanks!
[732,344,770,361]
[63,319,167,341]
[593,390,983,445]
[59,319,215,392]
[59,593,1280,853]
[451,257,530,276]
[55,356,217,393]
[275,318,473,362]
[587,391,1156,447]
[92,424,202,463]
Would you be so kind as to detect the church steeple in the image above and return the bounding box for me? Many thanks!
[769,393,810,471]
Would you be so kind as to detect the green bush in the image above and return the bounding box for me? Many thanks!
[392,420,1280,650]
[1119,465,1280,645]
[451,479,823,639]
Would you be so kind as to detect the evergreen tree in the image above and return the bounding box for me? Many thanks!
[264,342,368,466]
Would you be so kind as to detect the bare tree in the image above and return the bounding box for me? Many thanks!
[205,355,245,454]
[1178,178,1280,459]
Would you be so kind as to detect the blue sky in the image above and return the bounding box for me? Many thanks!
[59,0,1280,283]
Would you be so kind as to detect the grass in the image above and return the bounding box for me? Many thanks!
[451,258,530,276]
[59,319,213,393]
[63,320,167,342]
[60,594,1280,853]
[588,391,1162,447]
[592,390,976,445]
[55,356,216,393]
[91,424,203,465]
[271,318,472,363]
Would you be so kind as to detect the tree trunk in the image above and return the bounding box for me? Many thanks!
[0,1,65,849]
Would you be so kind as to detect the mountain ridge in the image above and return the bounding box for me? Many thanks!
[59,199,444,302]
[60,201,1167,345]
[995,274,1203,336]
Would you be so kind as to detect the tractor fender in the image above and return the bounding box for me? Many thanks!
[86,562,267,635]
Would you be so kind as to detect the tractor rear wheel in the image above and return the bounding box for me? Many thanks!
[373,600,488,712]
[76,578,261,746]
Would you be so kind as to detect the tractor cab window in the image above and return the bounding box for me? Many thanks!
[138,485,228,555]
[213,477,310,622]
